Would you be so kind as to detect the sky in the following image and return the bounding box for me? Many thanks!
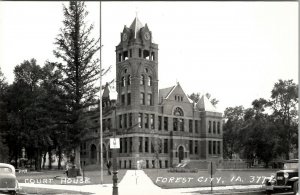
[0,1,298,113]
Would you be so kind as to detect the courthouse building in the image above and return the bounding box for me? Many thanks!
[81,17,223,169]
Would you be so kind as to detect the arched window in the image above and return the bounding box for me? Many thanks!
[122,76,125,87]
[140,75,145,85]
[173,107,184,116]
[148,76,152,86]
[127,75,131,86]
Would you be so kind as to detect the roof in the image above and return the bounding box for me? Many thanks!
[196,95,217,112]
[159,86,175,99]
[129,17,143,39]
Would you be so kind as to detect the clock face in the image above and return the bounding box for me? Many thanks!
[144,32,150,40]
[122,33,127,41]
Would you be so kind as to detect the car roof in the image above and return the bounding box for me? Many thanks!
[284,159,298,163]
[0,163,15,173]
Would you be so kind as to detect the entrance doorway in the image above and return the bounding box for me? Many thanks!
[178,146,184,163]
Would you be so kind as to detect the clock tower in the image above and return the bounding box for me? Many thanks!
[115,17,159,168]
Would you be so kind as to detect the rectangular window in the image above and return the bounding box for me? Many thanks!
[124,138,128,153]
[217,141,221,154]
[129,137,132,152]
[158,116,162,130]
[124,114,127,129]
[213,141,216,154]
[144,114,149,128]
[118,53,122,62]
[129,113,132,127]
[179,119,184,131]
[145,137,149,153]
[189,140,193,154]
[120,138,123,153]
[164,117,168,131]
[139,137,143,152]
[138,113,143,128]
[129,160,132,169]
[146,160,149,168]
[165,160,168,168]
[195,140,198,154]
[127,93,131,105]
[151,141,154,153]
[121,94,125,105]
[140,93,145,105]
[208,141,212,154]
[208,121,212,133]
[217,122,220,134]
[195,120,198,133]
[213,121,216,134]
[139,49,142,57]
[107,118,111,129]
[189,120,193,133]
[150,114,155,129]
[119,115,122,129]
[173,118,178,131]
[164,139,168,153]
[147,93,153,106]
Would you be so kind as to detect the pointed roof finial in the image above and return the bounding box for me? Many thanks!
[130,11,143,39]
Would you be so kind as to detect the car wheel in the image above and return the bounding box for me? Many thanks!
[9,191,16,195]
[266,190,273,195]
[293,181,298,195]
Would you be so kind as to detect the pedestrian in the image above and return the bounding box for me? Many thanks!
[106,160,112,175]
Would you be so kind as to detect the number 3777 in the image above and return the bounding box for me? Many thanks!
[249,176,267,184]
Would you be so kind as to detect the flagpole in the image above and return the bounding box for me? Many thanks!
[99,0,104,185]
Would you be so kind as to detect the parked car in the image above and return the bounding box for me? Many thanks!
[264,159,298,195]
[0,163,19,195]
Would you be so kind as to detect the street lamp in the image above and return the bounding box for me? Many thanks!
[110,90,119,195]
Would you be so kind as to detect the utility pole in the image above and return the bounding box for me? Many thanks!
[99,0,103,184]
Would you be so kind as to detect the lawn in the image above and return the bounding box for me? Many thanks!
[16,169,127,185]
[144,169,275,189]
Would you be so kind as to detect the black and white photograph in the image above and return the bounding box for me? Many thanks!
[0,1,298,195]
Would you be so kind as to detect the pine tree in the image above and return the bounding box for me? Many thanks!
[53,1,101,166]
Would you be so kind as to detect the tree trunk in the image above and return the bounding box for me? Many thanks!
[74,146,81,168]
[35,148,41,171]
[48,148,52,170]
[58,147,62,170]
[42,153,46,169]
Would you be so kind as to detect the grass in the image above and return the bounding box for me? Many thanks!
[144,169,275,189]
[16,169,127,185]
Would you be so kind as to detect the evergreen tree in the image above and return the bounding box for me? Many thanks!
[0,67,9,162]
[53,1,101,166]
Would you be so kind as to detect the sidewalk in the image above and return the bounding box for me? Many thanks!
[19,170,264,195]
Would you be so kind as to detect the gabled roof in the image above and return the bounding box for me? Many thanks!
[159,82,190,103]
[196,95,217,112]
[130,17,143,39]
[159,85,176,99]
